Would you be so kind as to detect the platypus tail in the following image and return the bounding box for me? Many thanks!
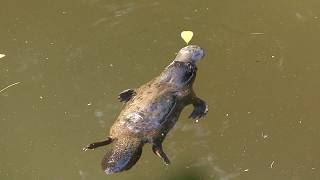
[101,137,143,174]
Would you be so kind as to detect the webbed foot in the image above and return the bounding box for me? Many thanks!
[152,143,171,165]
[118,89,136,102]
[189,97,208,120]
[83,137,113,151]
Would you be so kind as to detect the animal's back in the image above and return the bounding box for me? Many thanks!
[110,80,179,139]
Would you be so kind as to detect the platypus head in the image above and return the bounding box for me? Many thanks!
[101,138,143,174]
[160,45,205,86]
[174,45,205,65]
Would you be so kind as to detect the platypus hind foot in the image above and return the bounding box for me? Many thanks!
[83,137,113,151]
[118,89,136,102]
[152,143,171,165]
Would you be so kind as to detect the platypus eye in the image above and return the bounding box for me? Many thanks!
[187,63,194,72]
[160,61,196,85]
[182,63,196,83]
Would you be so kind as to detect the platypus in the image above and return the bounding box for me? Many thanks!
[83,45,208,174]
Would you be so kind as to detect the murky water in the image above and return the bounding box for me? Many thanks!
[1,0,320,179]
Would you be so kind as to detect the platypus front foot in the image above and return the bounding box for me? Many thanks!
[118,89,136,102]
[152,143,171,165]
[189,97,208,120]
[83,137,113,151]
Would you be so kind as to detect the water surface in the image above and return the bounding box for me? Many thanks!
[1,0,320,179]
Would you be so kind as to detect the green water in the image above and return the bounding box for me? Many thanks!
[1,0,320,179]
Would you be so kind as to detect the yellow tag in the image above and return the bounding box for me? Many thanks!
[181,31,193,44]
[0,54,5,59]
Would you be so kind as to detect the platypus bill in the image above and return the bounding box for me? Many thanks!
[83,45,208,174]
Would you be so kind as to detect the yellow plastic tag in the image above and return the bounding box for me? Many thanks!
[0,54,5,59]
[181,31,193,44]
